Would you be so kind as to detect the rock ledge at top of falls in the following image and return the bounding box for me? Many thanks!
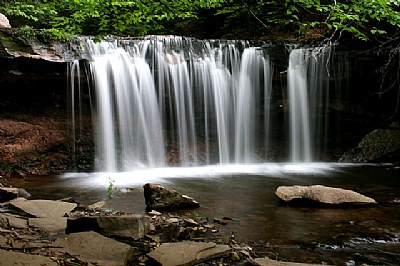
[275,185,377,205]
[144,183,200,211]
[0,28,73,62]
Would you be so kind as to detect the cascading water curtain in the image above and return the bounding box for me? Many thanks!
[287,47,332,162]
[288,48,312,162]
[81,36,273,172]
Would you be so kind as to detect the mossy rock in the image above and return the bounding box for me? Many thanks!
[0,29,35,56]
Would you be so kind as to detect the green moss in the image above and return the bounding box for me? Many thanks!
[0,30,35,54]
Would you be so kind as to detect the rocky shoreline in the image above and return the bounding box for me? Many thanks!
[0,179,383,266]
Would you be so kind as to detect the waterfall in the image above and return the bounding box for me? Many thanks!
[288,48,312,162]
[71,36,338,172]
[287,47,332,162]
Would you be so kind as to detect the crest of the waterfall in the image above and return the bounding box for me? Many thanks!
[86,40,165,171]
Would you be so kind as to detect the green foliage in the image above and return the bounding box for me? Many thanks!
[0,0,227,37]
[0,0,399,42]
[215,0,400,41]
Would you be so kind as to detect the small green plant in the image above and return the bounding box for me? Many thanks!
[107,177,116,198]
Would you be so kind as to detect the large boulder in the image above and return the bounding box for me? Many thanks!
[144,183,200,211]
[148,241,231,266]
[66,214,150,240]
[0,13,11,28]
[275,185,377,205]
[339,127,400,163]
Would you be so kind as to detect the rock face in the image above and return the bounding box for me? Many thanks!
[275,185,377,205]
[144,183,200,210]
[340,127,400,163]
[0,13,11,28]
[55,231,135,266]
[66,214,151,240]
[148,241,231,266]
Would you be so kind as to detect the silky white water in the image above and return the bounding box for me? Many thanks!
[70,37,334,172]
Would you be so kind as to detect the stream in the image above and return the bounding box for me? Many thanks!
[12,163,400,265]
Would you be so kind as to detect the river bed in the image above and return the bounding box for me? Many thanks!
[13,163,400,265]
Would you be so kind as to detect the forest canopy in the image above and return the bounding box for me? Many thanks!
[0,0,399,44]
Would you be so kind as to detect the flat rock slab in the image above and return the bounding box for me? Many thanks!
[29,217,68,236]
[0,213,28,229]
[55,231,134,266]
[275,185,376,205]
[10,199,77,217]
[66,214,150,239]
[144,183,200,210]
[251,257,331,266]
[0,249,57,266]
[148,241,231,266]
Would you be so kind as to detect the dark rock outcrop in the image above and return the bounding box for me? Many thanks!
[144,183,200,211]
[0,187,30,202]
[339,127,400,163]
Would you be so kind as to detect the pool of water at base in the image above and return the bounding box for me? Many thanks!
[13,163,400,265]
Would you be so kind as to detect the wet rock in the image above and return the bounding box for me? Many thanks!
[55,231,135,266]
[250,257,331,266]
[148,241,231,266]
[0,187,30,202]
[275,185,377,205]
[144,183,200,210]
[0,250,57,266]
[0,13,11,28]
[339,128,400,163]
[66,214,150,240]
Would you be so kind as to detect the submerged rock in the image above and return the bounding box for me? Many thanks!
[144,183,200,210]
[148,241,231,266]
[275,185,377,205]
